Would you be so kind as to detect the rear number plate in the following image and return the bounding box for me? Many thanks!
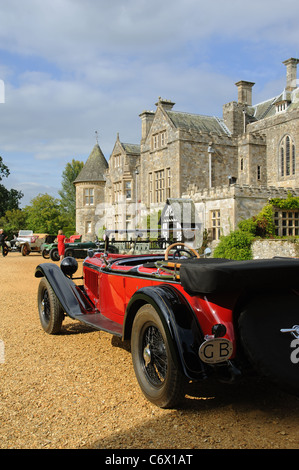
[199,338,233,364]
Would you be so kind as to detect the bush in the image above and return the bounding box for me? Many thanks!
[213,230,254,260]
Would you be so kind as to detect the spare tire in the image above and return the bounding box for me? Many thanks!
[238,291,299,395]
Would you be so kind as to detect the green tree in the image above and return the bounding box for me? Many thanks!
[24,194,69,234]
[0,208,27,237]
[0,157,23,217]
[58,159,84,221]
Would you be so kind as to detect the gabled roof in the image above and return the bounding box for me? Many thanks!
[248,96,279,120]
[121,142,140,155]
[166,110,231,135]
[249,90,296,120]
[111,133,140,157]
[74,144,108,184]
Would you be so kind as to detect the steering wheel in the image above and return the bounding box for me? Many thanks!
[164,242,200,260]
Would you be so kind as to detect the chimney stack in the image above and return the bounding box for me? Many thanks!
[235,81,255,106]
[283,58,299,91]
[155,97,175,111]
[139,110,155,144]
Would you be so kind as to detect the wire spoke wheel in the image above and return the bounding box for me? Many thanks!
[142,325,168,386]
[131,304,185,408]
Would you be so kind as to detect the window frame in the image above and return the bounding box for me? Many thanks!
[84,188,94,206]
[279,135,296,178]
[210,209,221,240]
[274,209,299,237]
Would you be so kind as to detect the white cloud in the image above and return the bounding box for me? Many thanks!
[0,0,299,206]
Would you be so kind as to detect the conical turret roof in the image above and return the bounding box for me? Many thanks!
[74,144,108,184]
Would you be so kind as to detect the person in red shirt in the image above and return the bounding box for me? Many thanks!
[57,229,66,261]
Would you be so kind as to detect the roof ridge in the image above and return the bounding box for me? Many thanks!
[168,109,218,119]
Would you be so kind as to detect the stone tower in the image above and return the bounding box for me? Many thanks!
[74,143,108,241]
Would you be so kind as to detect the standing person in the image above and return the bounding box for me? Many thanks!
[0,229,7,257]
[57,229,66,261]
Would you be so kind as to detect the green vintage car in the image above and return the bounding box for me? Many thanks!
[41,235,82,261]
[42,236,118,261]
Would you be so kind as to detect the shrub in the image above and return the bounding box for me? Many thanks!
[213,230,254,260]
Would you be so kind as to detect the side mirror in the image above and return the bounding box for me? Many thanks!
[204,248,211,257]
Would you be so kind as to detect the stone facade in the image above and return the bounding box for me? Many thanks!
[75,58,299,246]
[252,239,299,259]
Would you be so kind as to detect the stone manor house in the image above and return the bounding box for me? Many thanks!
[74,58,299,247]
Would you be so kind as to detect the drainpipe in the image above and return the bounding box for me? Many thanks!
[208,145,214,188]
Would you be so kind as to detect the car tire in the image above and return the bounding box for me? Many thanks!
[50,247,59,261]
[131,304,185,408]
[238,291,299,396]
[37,278,64,334]
[42,249,50,259]
[65,248,74,258]
[21,244,30,256]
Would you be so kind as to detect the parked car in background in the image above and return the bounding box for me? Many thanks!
[41,235,82,260]
[43,235,118,261]
[17,230,56,256]
[64,239,119,259]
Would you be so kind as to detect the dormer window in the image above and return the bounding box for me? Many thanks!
[276,101,289,113]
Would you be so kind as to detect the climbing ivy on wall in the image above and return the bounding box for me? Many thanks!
[270,193,299,209]
[213,194,299,260]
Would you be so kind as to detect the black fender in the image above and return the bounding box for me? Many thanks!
[123,284,206,380]
[35,263,88,318]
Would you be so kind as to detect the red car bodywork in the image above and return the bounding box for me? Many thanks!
[83,253,237,350]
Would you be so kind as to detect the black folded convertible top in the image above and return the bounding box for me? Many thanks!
[179,258,299,295]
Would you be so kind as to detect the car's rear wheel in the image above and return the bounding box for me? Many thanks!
[131,304,185,408]
[42,249,50,259]
[238,291,299,395]
[65,248,74,258]
[37,278,64,334]
[50,247,59,261]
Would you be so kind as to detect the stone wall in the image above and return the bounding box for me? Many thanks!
[247,107,299,187]
[252,238,299,259]
[187,183,299,238]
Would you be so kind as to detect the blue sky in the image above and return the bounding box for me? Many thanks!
[1,0,299,207]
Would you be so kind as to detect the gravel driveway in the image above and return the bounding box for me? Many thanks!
[0,252,299,449]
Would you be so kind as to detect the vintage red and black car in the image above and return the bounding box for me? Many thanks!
[35,232,299,408]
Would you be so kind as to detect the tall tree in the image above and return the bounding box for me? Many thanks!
[0,156,23,217]
[58,159,84,220]
[0,208,27,237]
[24,194,69,234]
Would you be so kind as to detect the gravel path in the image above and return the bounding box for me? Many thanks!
[0,252,299,449]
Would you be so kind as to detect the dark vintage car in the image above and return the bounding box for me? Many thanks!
[43,236,118,261]
[41,234,82,260]
[35,236,299,408]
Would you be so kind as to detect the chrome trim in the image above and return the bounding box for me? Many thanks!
[280,325,299,339]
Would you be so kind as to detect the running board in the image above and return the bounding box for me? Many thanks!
[73,313,122,336]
